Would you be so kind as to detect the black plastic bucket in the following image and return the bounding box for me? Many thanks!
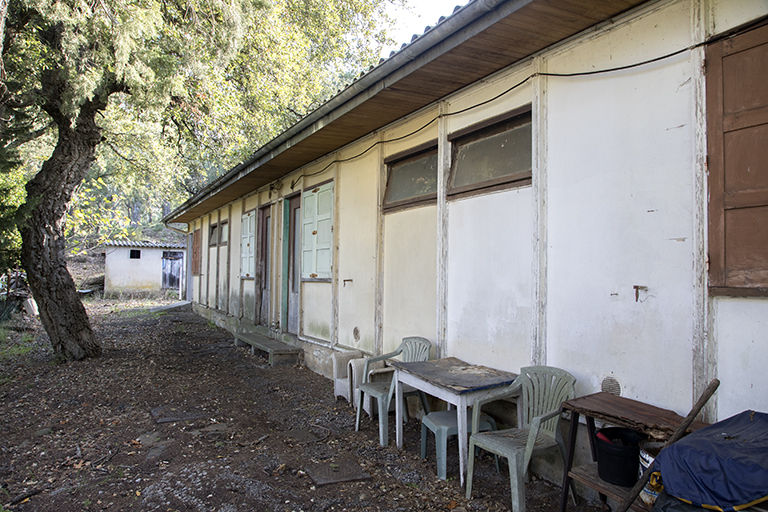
[595,427,646,486]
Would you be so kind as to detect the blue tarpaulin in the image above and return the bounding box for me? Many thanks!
[655,410,768,511]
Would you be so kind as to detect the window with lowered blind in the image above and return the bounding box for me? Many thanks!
[706,23,768,294]
[302,182,333,279]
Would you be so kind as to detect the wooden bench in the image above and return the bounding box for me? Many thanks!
[233,332,302,367]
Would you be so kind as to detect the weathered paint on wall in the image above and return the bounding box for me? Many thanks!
[337,150,380,353]
[544,1,697,411]
[382,205,438,354]
[443,65,534,372]
[207,245,217,307]
[179,0,768,423]
[302,280,333,341]
[713,297,768,418]
[711,0,768,35]
[446,188,533,372]
[228,201,243,318]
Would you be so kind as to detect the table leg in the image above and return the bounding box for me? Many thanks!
[585,417,609,510]
[457,396,468,486]
[586,417,598,460]
[395,371,404,449]
[559,411,580,512]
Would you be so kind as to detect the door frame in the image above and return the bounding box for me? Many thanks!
[257,204,272,326]
[282,194,302,335]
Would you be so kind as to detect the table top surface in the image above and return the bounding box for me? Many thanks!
[390,357,517,395]
[562,392,709,439]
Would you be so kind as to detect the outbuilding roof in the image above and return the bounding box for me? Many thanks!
[164,0,648,225]
[105,240,186,250]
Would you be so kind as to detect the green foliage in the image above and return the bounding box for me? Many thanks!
[65,177,131,255]
[0,166,26,269]
[2,0,397,259]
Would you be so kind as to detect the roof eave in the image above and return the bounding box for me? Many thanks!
[163,0,523,225]
[164,0,649,225]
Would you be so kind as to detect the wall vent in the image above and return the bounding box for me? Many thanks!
[601,375,621,396]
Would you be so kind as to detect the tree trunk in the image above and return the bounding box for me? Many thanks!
[20,70,108,361]
[129,200,141,227]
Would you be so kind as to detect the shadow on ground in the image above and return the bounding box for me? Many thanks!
[0,302,603,511]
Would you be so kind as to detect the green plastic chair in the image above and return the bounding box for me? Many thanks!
[421,409,497,480]
[465,366,577,512]
[354,336,432,447]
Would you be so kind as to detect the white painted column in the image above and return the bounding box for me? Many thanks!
[691,0,715,421]
[375,137,386,356]
[437,102,450,359]
[531,56,548,366]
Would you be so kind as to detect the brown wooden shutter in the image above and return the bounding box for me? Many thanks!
[191,229,202,275]
[707,23,768,293]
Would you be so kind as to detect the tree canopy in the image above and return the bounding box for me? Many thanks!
[0,0,397,360]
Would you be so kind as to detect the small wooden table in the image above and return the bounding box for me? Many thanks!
[391,357,517,485]
[559,392,708,512]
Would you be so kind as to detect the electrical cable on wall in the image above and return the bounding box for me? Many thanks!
[292,38,710,187]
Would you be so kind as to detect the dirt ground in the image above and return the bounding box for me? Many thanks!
[0,299,604,512]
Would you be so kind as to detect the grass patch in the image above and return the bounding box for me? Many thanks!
[0,341,35,360]
[0,324,38,361]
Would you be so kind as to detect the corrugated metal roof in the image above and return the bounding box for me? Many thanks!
[104,240,186,249]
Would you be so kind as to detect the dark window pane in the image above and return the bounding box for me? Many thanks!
[450,114,532,195]
[130,249,141,259]
[384,151,438,207]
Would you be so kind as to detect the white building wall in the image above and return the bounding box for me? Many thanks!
[207,242,217,307]
[337,150,380,353]
[228,201,243,318]
[104,247,165,293]
[382,205,438,354]
[181,0,768,421]
[446,188,533,372]
[713,298,768,418]
[302,279,333,341]
[544,1,697,411]
[443,65,535,372]
[710,0,768,34]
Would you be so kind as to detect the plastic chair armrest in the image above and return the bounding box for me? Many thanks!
[471,380,522,433]
[362,349,402,383]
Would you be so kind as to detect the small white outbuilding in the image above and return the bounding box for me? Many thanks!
[104,241,186,296]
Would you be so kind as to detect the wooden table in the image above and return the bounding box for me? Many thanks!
[559,392,708,512]
[391,357,517,485]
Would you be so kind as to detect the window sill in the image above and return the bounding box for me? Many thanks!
[709,286,768,298]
